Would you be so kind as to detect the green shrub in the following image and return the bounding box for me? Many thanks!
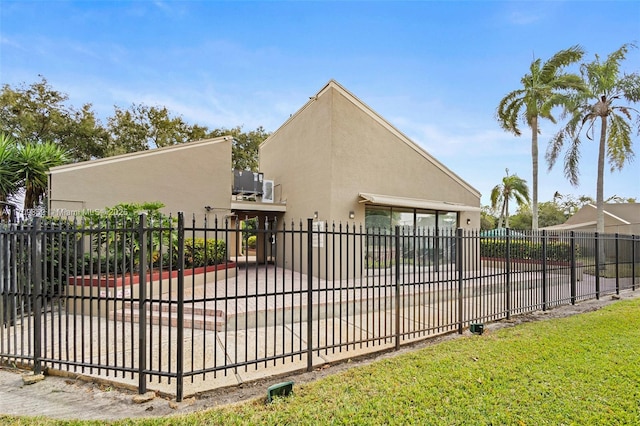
[82,202,175,274]
[247,235,257,249]
[480,238,578,262]
[185,237,226,267]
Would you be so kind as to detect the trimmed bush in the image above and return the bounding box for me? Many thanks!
[480,238,578,262]
[247,235,257,249]
[185,237,226,267]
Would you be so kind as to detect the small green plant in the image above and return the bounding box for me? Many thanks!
[184,237,226,267]
[247,235,257,249]
[82,202,175,274]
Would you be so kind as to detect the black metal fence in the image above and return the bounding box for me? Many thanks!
[1,214,638,401]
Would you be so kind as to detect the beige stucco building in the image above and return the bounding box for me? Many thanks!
[48,136,234,219]
[48,80,481,276]
[260,80,480,228]
[543,203,640,235]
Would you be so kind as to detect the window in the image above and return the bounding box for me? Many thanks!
[365,206,457,232]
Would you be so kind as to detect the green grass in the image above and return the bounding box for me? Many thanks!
[3,297,640,425]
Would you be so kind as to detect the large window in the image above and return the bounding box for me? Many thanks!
[364,206,459,269]
[365,206,458,231]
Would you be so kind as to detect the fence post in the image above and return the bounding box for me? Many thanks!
[615,233,620,295]
[542,230,547,312]
[0,227,4,329]
[137,213,148,395]
[570,232,576,305]
[595,233,600,300]
[306,218,314,372]
[505,228,511,320]
[633,235,637,291]
[31,217,42,375]
[457,228,464,334]
[176,212,185,402]
[394,226,401,350]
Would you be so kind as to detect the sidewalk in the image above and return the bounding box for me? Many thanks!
[0,366,205,421]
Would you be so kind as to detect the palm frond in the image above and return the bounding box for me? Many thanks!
[563,135,582,186]
[607,113,634,171]
[540,45,585,82]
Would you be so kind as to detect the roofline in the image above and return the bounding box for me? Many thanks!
[573,203,630,225]
[261,79,480,198]
[49,136,233,174]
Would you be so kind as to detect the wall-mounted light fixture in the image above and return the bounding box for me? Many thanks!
[466,218,471,225]
[349,211,355,219]
[313,211,318,220]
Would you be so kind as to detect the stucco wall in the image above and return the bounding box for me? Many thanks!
[48,137,233,220]
[329,86,479,223]
[259,93,334,224]
[260,81,482,277]
[261,82,480,227]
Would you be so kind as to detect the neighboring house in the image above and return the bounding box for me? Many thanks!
[48,80,481,275]
[543,203,640,235]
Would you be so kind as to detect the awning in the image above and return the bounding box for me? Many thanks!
[358,193,481,212]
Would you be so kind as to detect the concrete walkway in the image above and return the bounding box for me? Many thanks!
[1,263,631,420]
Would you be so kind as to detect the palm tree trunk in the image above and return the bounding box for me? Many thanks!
[597,115,607,266]
[596,116,607,234]
[498,198,506,228]
[24,184,35,212]
[531,116,539,230]
[505,198,510,228]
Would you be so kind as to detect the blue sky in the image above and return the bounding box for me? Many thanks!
[1,0,639,208]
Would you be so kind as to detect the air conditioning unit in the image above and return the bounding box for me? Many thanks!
[262,180,274,203]
[233,170,264,195]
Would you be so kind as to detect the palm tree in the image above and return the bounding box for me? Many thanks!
[490,169,530,229]
[546,43,640,235]
[0,133,21,211]
[496,46,585,230]
[16,141,68,211]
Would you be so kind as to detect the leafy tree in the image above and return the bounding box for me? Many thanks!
[480,206,497,230]
[547,43,640,234]
[606,194,637,203]
[106,103,201,154]
[508,206,531,230]
[496,46,585,230]
[105,106,270,169]
[552,192,595,216]
[490,169,530,228]
[209,126,270,171]
[3,77,271,169]
[0,77,108,161]
[538,201,569,228]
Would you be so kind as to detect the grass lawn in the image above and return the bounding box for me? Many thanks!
[3,297,640,425]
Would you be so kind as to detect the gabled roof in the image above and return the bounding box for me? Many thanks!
[49,136,232,174]
[261,79,480,198]
[543,203,639,230]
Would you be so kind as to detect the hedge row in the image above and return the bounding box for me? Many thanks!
[480,239,578,262]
